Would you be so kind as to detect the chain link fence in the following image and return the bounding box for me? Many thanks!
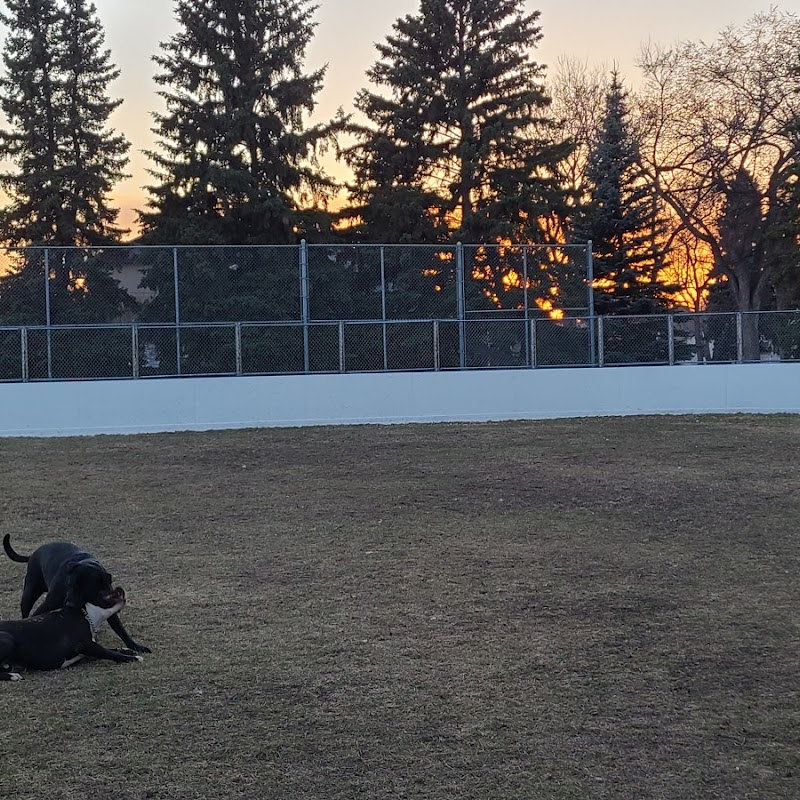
[1,311,800,381]
[0,244,798,381]
[0,242,592,325]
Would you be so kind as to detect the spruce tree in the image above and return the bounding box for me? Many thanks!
[58,0,129,244]
[346,0,570,245]
[575,72,671,316]
[140,0,343,245]
[0,0,61,247]
[0,0,131,324]
[0,0,128,246]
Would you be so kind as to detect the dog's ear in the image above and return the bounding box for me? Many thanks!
[65,562,79,586]
[63,562,83,607]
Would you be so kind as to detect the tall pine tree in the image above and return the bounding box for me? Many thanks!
[58,0,129,244]
[0,0,61,248]
[0,0,129,247]
[346,0,569,245]
[0,0,131,324]
[140,0,343,245]
[575,72,671,315]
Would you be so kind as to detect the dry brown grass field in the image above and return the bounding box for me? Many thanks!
[0,415,799,799]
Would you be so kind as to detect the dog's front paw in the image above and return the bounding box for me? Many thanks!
[129,642,152,654]
[120,649,148,660]
[113,649,144,663]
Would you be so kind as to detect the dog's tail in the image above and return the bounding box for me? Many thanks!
[2,534,29,563]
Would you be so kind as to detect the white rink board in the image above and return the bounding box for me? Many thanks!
[1,363,799,437]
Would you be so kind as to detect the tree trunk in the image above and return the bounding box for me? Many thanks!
[735,279,761,362]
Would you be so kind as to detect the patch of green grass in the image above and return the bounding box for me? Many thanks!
[1,415,799,799]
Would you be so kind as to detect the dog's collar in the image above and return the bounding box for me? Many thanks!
[82,607,98,642]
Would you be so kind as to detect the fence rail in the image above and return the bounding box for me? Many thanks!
[1,310,799,382]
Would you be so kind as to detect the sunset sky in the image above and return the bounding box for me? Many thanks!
[3,0,798,234]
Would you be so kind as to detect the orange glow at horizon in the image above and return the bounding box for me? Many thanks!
[660,237,716,311]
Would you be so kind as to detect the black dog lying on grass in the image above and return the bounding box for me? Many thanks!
[0,583,143,681]
[3,534,150,654]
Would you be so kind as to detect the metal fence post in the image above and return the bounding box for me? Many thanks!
[20,327,28,382]
[173,247,181,376]
[131,324,139,379]
[456,242,466,369]
[380,246,388,371]
[597,315,605,367]
[523,246,530,366]
[587,241,596,366]
[300,239,310,373]
[338,320,345,373]
[44,248,51,325]
[433,320,440,371]
[530,318,537,368]
[235,322,242,376]
[736,312,744,362]
[667,315,675,366]
[44,248,52,379]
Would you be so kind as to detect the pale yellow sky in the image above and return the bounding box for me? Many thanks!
[3,0,799,235]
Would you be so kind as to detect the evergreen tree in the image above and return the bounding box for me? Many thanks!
[140,0,343,245]
[58,0,129,244]
[575,72,672,316]
[0,0,131,323]
[0,0,128,246]
[346,0,570,247]
[0,0,62,248]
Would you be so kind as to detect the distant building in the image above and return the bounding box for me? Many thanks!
[111,262,157,305]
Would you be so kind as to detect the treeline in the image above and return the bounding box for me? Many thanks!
[0,0,798,335]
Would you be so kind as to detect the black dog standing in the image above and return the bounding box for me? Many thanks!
[3,534,150,654]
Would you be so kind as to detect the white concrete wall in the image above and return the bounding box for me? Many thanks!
[1,363,799,437]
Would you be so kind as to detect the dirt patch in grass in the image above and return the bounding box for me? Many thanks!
[1,415,799,799]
